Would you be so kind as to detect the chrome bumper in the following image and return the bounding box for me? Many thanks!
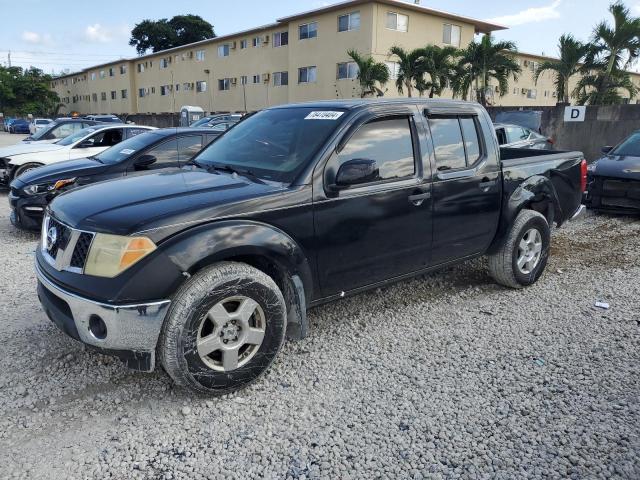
[36,261,171,357]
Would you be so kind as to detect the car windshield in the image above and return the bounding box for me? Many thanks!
[94,131,163,164]
[30,122,60,140]
[193,108,347,182]
[611,132,640,156]
[190,117,213,128]
[56,126,106,146]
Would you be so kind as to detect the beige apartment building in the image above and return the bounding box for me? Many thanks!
[50,0,640,116]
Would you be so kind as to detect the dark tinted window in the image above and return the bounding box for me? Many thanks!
[429,118,466,171]
[460,118,481,164]
[125,128,151,138]
[505,126,528,144]
[612,131,640,156]
[337,117,415,181]
[94,132,162,164]
[177,135,203,160]
[145,139,180,168]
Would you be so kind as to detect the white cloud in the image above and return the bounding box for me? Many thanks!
[632,3,640,15]
[21,31,53,45]
[486,0,562,27]
[84,23,129,43]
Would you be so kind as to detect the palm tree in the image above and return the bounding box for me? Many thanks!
[388,46,426,97]
[347,50,390,98]
[417,45,459,98]
[534,34,589,104]
[452,35,521,106]
[574,2,640,105]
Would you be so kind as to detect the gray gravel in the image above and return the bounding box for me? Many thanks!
[0,168,639,478]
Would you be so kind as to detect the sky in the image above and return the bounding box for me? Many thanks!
[1,0,638,74]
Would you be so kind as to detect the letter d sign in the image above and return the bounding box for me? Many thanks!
[564,106,586,122]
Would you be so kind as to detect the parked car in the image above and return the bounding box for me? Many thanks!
[190,113,243,128]
[3,117,16,132]
[10,128,219,230]
[35,99,586,395]
[22,118,106,143]
[584,131,640,214]
[1,124,155,184]
[207,120,239,132]
[8,119,30,134]
[495,123,554,150]
[29,118,53,135]
[84,114,122,123]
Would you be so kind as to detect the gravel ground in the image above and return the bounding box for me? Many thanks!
[0,163,639,478]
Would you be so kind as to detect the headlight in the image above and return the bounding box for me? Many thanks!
[84,234,157,278]
[24,178,75,196]
[587,163,597,172]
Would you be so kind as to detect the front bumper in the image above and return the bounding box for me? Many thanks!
[9,189,47,230]
[36,261,171,371]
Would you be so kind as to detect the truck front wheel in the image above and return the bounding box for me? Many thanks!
[158,262,287,395]
[488,210,550,289]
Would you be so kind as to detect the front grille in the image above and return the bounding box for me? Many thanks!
[46,217,72,259]
[42,214,95,273]
[70,233,93,268]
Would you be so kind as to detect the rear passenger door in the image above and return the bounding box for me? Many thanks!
[428,114,501,265]
[128,135,203,172]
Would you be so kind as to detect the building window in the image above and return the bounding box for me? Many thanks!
[151,86,155,94]
[160,85,168,96]
[218,79,230,91]
[195,50,205,61]
[99,70,106,79]
[240,75,248,85]
[90,72,96,80]
[527,89,537,99]
[120,64,127,74]
[240,39,248,49]
[175,84,180,91]
[386,12,408,32]
[121,89,128,99]
[337,62,359,79]
[384,61,401,79]
[182,82,192,91]
[108,67,115,77]
[110,90,117,100]
[273,71,289,86]
[100,92,106,101]
[298,66,317,83]
[218,44,230,57]
[137,63,145,73]
[252,36,262,47]
[251,74,261,84]
[299,22,318,40]
[274,31,289,47]
[442,24,461,47]
[160,58,169,69]
[92,93,98,102]
[196,81,208,92]
[338,12,360,32]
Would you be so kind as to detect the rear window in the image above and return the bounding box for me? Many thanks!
[429,116,483,171]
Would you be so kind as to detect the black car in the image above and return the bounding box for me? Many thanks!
[494,123,554,150]
[22,119,108,143]
[585,131,640,214]
[9,128,220,230]
[35,99,586,395]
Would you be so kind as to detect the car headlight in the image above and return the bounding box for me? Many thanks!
[84,234,157,278]
[587,163,597,172]
[24,178,76,196]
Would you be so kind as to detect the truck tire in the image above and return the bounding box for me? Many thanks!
[13,163,43,180]
[488,209,550,289]
[158,261,287,395]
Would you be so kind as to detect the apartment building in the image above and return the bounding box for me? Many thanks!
[50,0,640,115]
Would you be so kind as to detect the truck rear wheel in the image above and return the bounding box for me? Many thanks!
[158,262,287,395]
[488,210,550,289]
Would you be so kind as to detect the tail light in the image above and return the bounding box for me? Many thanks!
[580,159,588,193]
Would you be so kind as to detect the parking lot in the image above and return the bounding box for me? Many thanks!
[0,125,637,479]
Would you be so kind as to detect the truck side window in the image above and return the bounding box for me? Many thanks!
[460,117,481,165]
[337,117,415,182]
[429,117,466,171]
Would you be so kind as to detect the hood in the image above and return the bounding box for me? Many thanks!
[0,142,63,159]
[591,154,640,180]
[49,168,286,238]
[12,157,108,187]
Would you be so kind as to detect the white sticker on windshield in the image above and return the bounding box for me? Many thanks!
[305,111,344,120]
[119,149,136,155]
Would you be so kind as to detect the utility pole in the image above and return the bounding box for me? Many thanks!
[7,51,11,67]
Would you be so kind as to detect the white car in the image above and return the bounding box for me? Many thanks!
[29,118,53,135]
[1,124,155,183]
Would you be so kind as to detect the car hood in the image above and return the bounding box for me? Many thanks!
[49,168,287,239]
[11,157,108,187]
[592,154,640,180]
[0,142,64,158]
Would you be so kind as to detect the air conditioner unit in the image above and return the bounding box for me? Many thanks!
[521,88,528,94]
[263,73,271,82]
[230,41,237,49]
[263,34,270,44]
[231,78,238,85]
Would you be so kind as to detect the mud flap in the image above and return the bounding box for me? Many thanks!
[286,274,308,341]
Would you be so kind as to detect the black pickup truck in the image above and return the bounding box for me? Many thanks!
[35,100,586,395]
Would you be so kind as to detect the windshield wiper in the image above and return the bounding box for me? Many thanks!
[185,158,207,169]
[209,164,263,183]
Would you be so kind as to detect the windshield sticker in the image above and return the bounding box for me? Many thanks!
[305,111,344,120]
[119,149,136,155]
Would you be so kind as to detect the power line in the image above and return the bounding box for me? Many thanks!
[0,49,131,58]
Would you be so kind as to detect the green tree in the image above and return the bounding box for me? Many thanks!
[129,15,215,55]
[573,2,640,105]
[347,50,390,97]
[534,34,589,104]
[417,45,459,98]
[452,35,521,106]
[388,46,426,97]
[0,66,60,116]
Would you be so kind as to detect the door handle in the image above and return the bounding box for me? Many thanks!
[479,178,497,189]
[408,191,431,206]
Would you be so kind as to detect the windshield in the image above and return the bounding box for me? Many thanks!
[611,132,640,156]
[193,108,346,182]
[190,117,213,128]
[94,131,163,164]
[56,126,106,146]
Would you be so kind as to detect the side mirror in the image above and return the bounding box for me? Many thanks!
[601,145,613,154]
[134,154,157,168]
[334,159,379,187]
